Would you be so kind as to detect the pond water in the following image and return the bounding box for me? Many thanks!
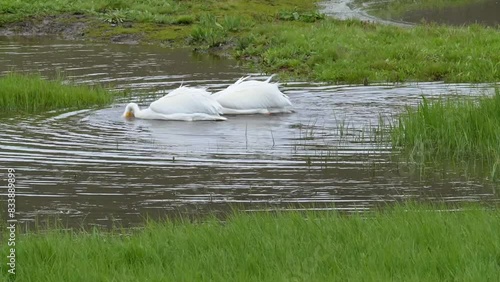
[319,0,412,26]
[0,38,498,228]
[401,0,500,26]
[321,0,500,27]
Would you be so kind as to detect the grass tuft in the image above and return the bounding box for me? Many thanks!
[391,88,500,180]
[189,13,228,47]
[0,73,123,114]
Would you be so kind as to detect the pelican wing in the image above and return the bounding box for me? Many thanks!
[149,87,222,115]
[212,76,249,99]
[214,81,292,110]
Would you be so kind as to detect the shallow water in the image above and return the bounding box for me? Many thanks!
[321,0,500,27]
[401,0,500,26]
[319,0,413,26]
[0,38,498,228]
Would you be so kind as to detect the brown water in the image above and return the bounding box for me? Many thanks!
[0,38,498,228]
[321,0,500,27]
[402,0,500,26]
[319,0,413,26]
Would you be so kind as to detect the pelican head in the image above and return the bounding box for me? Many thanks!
[122,103,140,119]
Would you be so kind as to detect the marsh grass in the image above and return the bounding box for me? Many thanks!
[0,73,124,114]
[1,203,499,281]
[391,89,500,180]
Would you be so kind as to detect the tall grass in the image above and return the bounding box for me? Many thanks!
[0,73,121,114]
[391,89,500,180]
[1,203,499,281]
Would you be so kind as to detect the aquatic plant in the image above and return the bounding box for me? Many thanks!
[0,73,123,114]
[391,88,500,180]
[1,203,499,281]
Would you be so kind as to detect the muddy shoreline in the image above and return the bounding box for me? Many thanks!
[0,15,145,44]
[0,15,88,39]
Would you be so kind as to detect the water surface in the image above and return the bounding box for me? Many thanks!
[401,0,500,26]
[0,38,498,228]
[321,0,500,27]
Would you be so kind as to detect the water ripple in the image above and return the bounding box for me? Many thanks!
[0,37,498,228]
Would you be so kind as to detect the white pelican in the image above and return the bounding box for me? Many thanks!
[213,75,293,115]
[122,86,226,121]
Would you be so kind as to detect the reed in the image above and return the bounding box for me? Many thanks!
[391,89,500,180]
[1,203,499,281]
[0,73,122,114]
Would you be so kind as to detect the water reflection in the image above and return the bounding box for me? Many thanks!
[402,0,500,26]
[0,38,498,228]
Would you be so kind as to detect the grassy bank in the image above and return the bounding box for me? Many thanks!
[239,21,500,83]
[0,0,317,27]
[391,88,500,180]
[1,1,500,84]
[1,204,500,281]
[0,73,124,114]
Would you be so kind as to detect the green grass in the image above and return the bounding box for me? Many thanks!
[0,73,124,114]
[0,0,317,25]
[237,20,500,83]
[1,203,499,281]
[390,89,500,180]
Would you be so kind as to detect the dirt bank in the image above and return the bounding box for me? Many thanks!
[0,15,143,44]
[0,15,88,39]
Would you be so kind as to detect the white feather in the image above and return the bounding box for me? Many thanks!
[213,75,293,114]
[122,86,226,121]
[150,86,222,115]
